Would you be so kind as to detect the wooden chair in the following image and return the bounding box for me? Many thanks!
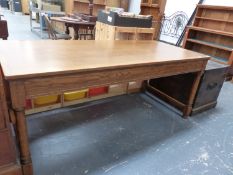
[43,15,72,40]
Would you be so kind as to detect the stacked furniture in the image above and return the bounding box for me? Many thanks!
[183,5,233,80]
[140,0,167,39]
[0,15,9,40]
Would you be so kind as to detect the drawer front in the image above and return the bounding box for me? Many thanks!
[194,69,226,108]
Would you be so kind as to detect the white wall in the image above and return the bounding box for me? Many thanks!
[204,0,233,6]
[164,0,199,17]
[128,0,233,16]
[128,0,141,14]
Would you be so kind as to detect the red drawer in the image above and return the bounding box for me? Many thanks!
[89,86,108,97]
[25,99,32,109]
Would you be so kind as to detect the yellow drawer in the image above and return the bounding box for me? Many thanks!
[64,89,88,101]
[34,95,59,106]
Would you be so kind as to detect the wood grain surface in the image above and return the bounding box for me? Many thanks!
[0,40,209,80]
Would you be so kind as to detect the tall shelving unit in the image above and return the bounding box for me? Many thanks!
[183,5,233,79]
[140,0,167,39]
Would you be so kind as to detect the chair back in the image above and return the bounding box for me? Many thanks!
[43,15,57,40]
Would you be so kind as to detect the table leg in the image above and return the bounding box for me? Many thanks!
[15,108,33,175]
[10,82,33,175]
[183,70,204,118]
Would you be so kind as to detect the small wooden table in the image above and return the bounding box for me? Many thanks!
[50,17,96,40]
[0,40,209,175]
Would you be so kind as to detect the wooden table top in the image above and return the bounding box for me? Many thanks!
[0,40,209,80]
[50,17,96,25]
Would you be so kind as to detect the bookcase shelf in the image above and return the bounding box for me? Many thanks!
[183,5,233,80]
[188,26,233,38]
[195,16,233,24]
[186,38,233,52]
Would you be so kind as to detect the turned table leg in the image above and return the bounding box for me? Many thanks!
[10,81,33,175]
[183,61,207,117]
[15,108,33,175]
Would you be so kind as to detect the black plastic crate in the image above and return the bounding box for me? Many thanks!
[97,10,152,28]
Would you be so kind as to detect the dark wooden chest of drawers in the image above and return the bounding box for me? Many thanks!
[146,61,229,115]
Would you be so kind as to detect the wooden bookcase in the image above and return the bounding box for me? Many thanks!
[140,0,167,39]
[183,5,233,79]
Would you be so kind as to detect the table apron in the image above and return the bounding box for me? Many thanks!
[10,60,206,99]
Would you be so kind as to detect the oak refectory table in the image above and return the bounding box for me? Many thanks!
[0,40,209,175]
